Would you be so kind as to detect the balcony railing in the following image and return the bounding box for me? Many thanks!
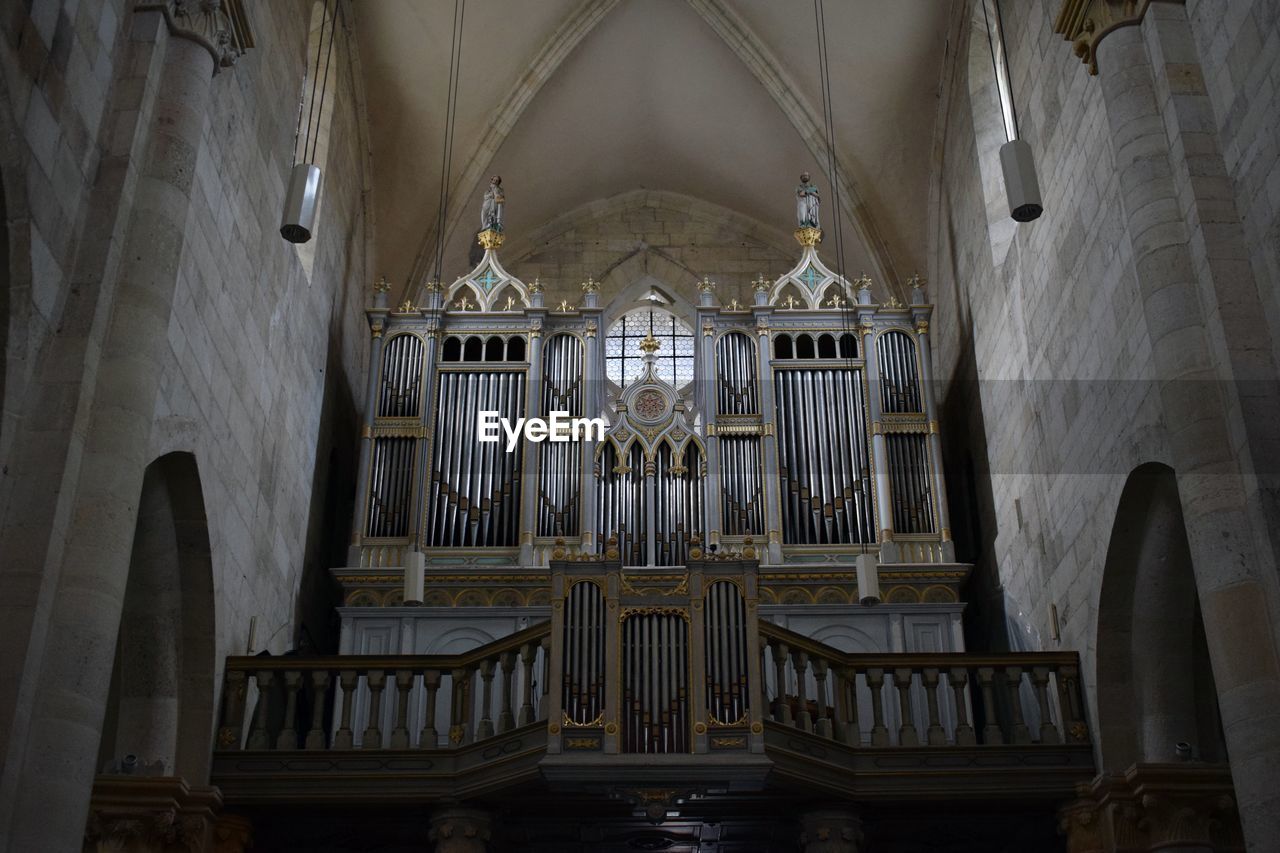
[210,557,1094,804]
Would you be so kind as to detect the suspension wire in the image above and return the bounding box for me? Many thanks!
[981,0,1020,140]
[296,0,331,164]
[814,0,870,550]
[432,0,467,285]
[307,0,339,165]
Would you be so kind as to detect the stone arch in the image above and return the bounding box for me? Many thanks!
[96,452,217,782]
[1095,463,1227,769]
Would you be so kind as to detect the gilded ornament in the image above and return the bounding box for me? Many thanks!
[794,226,823,247]
[694,722,707,735]
[477,228,504,250]
[373,275,392,293]
[585,321,598,338]
[752,274,770,292]
[638,333,661,354]
[916,319,930,334]
[580,276,600,293]
[781,294,801,310]
[527,277,543,294]
[698,276,716,293]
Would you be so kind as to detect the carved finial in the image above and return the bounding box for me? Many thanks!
[781,294,800,310]
[557,299,574,312]
[398,297,415,312]
[528,277,543,294]
[503,295,516,311]
[581,277,600,294]
[856,273,872,291]
[752,274,770,292]
[825,293,846,308]
[638,333,661,354]
[424,279,443,293]
[373,276,392,293]
[453,295,474,311]
[698,276,716,293]
[907,273,926,290]
[725,298,743,311]
[885,294,904,309]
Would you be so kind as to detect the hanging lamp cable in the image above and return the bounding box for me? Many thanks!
[432,0,467,285]
[307,0,339,165]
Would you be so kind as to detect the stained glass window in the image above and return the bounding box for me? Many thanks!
[605,308,695,389]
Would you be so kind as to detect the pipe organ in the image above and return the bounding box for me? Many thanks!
[346,224,956,575]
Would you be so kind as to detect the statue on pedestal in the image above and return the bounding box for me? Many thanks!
[480,175,505,232]
[796,172,820,229]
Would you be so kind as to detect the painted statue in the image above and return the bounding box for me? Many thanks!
[796,172,820,229]
[480,175,505,231]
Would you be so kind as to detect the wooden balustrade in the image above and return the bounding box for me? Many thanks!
[758,622,1090,748]
[217,622,551,752]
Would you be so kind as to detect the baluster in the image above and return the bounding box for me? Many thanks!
[921,668,946,745]
[420,670,442,748]
[792,651,812,732]
[948,667,976,746]
[217,670,248,751]
[893,668,919,746]
[246,670,273,750]
[363,670,386,749]
[1006,666,1031,744]
[1031,666,1060,744]
[275,670,303,750]
[539,637,551,719]
[772,641,792,725]
[811,658,832,740]
[499,652,516,733]
[305,671,330,749]
[866,667,889,746]
[477,659,497,740]
[975,667,1003,744]
[334,670,357,749]
[390,670,413,749]
[518,643,536,726]
[835,667,861,746]
[1055,663,1089,744]
[449,667,470,745]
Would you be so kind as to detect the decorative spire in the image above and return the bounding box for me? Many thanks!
[581,276,600,294]
[373,275,392,293]
[528,276,543,294]
[698,276,716,293]
[752,274,770,292]
[856,272,872,291]
[638,333,661,354]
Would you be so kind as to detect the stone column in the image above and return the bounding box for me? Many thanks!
[1096,20,1280,849]
[754,316,784,564]
[5,4,248,851]
[430,808,491,853]
[800,810,863,853]
[1058,764,1244,853]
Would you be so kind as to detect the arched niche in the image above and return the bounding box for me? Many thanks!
[1096,463,1227,768]
[96,452,217,782]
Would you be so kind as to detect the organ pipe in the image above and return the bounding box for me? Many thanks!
[378,334,425,418]
[365,437,415,537]
[887,433,935,533]
[773,367,874,545]
[622,611,690,753]
[425,370,526,547]
[876,331,922,413]
[716,332,759,415]
[562,581,605,724]
[704,581,748,724]
[538,335,584,536]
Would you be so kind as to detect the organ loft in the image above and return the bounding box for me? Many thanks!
[204,184,1101,851]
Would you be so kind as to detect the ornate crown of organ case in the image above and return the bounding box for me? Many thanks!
[332,219,971,669]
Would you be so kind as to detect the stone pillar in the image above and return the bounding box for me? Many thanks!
[81,776,223,853]
[800,810,863,853]
[700,308,723,545]
[429,809,491,853]
[4,4,248,850]
[1058,764,1244,853]
[1095,21,1280,849]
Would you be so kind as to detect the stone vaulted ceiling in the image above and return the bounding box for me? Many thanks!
[355,0,952,302]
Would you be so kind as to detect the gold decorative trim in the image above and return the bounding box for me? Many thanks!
[794,226,823,247]
[477,228,504,249]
